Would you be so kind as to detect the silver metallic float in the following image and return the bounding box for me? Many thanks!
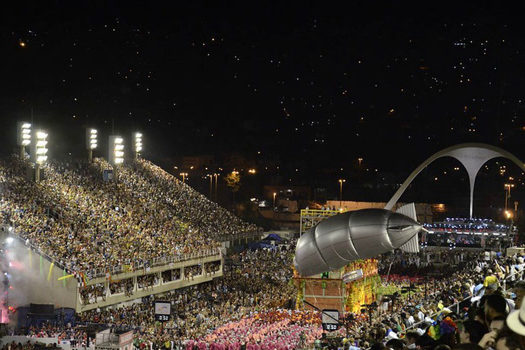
[294,204,423,276]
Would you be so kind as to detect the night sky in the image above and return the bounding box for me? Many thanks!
[1,2,524,211]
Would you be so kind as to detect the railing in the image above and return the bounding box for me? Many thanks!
[300,209,343,218]
[4,223,222,281]
[502,267,525,292]
[403,295,473,332]
[84,249,222,279]
[405,268,523,331]
[300,209,344,235]
[218,230,264,242]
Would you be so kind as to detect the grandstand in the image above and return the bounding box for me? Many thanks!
[422,217,515,249]
[0,156,260,313]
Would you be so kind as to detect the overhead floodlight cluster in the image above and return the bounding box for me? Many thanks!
[34,130,48,164]
[17,122,31,146]
[109,135,124,165]
[86,128,98,150]
[114,137,124,164]
[134,132,143,154]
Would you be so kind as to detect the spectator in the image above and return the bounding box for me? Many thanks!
[502,296,525,349]
[484,295,508,328]
[458,321,487,345]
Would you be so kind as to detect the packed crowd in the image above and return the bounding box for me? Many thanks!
[195,310,322,349]
[0,157,258,278]
[330,252,525,350]
[378,250,469,277]
[1,154,524,349]
[133,159,259,238]
[7,244,525,350]
[0,342,60,350]
[24,324,88,347]
[74,246,298,348]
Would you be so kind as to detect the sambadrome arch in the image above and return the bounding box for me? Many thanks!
[384,143,525,218]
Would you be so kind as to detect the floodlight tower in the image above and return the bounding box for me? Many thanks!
[108,135,124,166]
[133,132,143,159]
[31,130,48,182]
[16,122,31,159]
[86,128,98,163]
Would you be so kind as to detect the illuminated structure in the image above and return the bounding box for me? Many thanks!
[338,179,345,207]
[86,128,98,162]
[133,132,142,159]
[422,217,515,249]
[294,206,421,277]
[108,135,124,166]
[30,130,48,182]
[294,259,380,314]
[16,122,31,158]
[384,143,525,218]
[295,204,420,313]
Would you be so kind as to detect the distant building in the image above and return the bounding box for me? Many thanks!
[263,185,311,201]
[325,200,435,224]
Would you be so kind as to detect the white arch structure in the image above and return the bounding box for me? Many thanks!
[384,143,525,218]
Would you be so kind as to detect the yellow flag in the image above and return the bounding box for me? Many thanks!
[47,262,54,281]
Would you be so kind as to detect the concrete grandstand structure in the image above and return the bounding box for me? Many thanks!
[2,227,223,312]
[0,155,260,315]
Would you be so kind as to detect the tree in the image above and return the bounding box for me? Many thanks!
[225,171,241,209]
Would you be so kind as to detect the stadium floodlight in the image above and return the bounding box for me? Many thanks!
[17,121,32,158]
[87,128,98,150]
[86,128,98,162]
[32,130,48,164]
[30,129,48,182]
[109,135,124,165]
[133,132,143,159]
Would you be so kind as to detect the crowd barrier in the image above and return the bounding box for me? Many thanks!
[0,335,94,350]
[84,248,222,279]
[5,224,222,281]
[405,267,524,332]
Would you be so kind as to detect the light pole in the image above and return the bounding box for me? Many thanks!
[86,128,97,163]
[17,122,31,159]
[133,132,143,160]
[207,174,213,199]
[213,173,219,201]
[273,192,277,208]
[504,183,514,211]
[109,136,124,180]
[505,210,514,243]
[31,130,48,182]
[338,179,346,208]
